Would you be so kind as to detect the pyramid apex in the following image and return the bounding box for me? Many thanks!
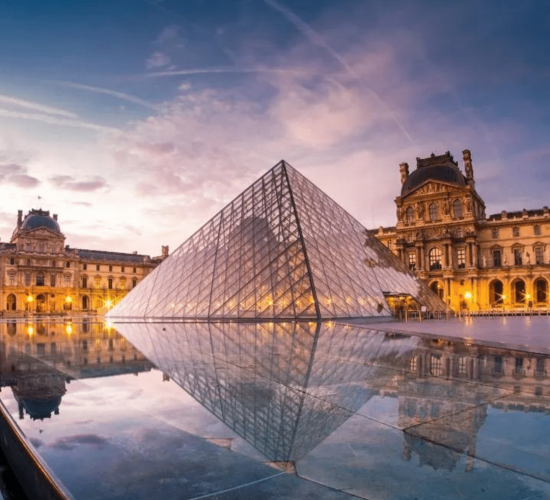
[110,161,446,320]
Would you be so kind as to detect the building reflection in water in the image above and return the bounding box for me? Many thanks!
[0,320,153,420]
[116,321,550,472]
[116,321,417,462]
[2,318,550,474]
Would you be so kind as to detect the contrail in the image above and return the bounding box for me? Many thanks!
[0,108,120,133]
[58,82,159,110]
[145,66,346,90]
[0,94,78,119]
[263,0,415,145]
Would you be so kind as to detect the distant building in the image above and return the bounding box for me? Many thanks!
[0,209,168,316]
[373,150,550,311]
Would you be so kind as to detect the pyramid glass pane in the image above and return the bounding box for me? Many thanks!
[110,161,446,320]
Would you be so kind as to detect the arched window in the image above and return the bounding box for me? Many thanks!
[6,294,16,311]
[429,248,442,270]
[535,279,547,304]
[429,203,439,221]
[513,280,526,304]
[430,281,444,299]
[489,280,504,305]
[405,206,414,224]
[453,199,463,218]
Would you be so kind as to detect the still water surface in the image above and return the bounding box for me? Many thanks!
[0,319,549,499]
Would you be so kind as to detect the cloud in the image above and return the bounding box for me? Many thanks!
[0,162,40,188]
[0,94,78,118]
[146,51,171,69]
[155,24,185,48]
[49,175,107,192]
[50,434,108,451]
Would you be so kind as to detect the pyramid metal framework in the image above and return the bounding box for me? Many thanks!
[110,161,445,320]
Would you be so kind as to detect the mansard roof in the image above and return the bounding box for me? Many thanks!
[76,249,150,264]
[401,152,468,197]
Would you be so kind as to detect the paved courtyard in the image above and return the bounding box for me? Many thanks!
[370,315,550,354]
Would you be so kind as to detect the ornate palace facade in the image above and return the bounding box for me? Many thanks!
[0,209,167,316]
[374,150,550,311]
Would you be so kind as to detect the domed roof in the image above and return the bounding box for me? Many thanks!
[401,164,467,196]
[20,209,61,234]
[20,396,62,420]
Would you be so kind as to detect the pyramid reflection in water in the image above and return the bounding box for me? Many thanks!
[110,161,444,320]
[116,321,418,462]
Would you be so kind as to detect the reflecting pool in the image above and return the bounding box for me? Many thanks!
[0,319,549,499]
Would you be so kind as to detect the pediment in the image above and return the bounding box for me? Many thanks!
[19,227,64,240]
[401,180,468,200]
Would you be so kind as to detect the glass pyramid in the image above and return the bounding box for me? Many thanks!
[110,161,445,320]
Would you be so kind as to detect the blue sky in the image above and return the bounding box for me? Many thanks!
[0,0,549,255]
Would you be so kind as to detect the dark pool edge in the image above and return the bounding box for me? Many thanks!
[0,400,74,500]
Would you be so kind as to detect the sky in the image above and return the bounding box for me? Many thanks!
[0,0,549,256]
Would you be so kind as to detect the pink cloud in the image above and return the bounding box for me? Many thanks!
[49,175,107,192]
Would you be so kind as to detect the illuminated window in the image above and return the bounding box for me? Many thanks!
[453,199,463,218]
[457,248,466,268]
[408,252,416,271]
[430,354,443,376]
[409,357,417,371]
[429,203,439,221]
[429,248,442,270]
[458,357,467,375]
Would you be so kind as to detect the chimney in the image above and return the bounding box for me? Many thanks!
[17,210,22,228]
[399,162,410,185]
[463,149,474,184]
[53,214,58,221]
[162,245,169,257]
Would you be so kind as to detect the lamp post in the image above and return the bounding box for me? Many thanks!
[464,291,472,317]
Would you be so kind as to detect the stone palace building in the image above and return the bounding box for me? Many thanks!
[0,209,167,316]
[374,150,550,312]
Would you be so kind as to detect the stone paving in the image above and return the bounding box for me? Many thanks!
[368,315,550,354]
